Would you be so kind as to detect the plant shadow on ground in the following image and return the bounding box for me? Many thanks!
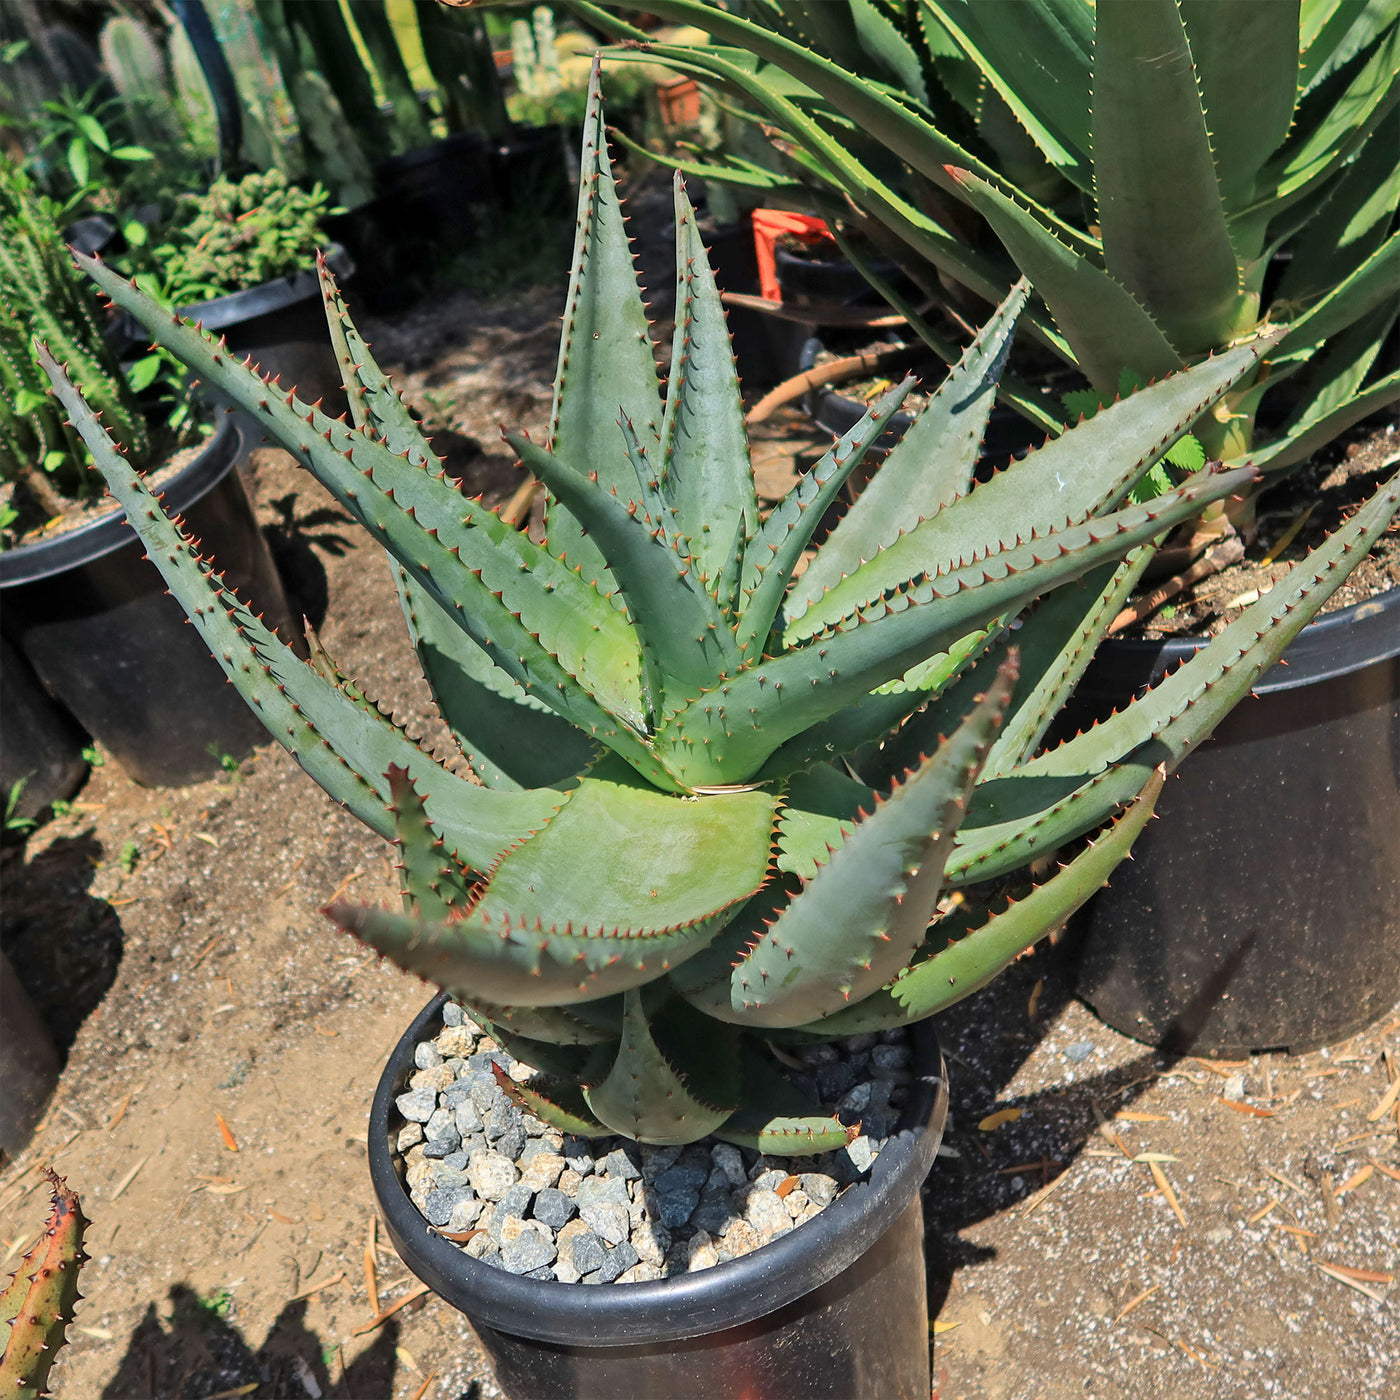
[257,490,358,638]
[920,914,1244,1317]
[0,833,124,1058]
[98,1286,419,1399]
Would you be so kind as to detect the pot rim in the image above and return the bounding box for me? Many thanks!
[0,417,245,587]
[369,992,948,1346]
[174,244,355,331]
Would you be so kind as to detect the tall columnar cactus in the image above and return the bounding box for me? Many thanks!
[0,159,148,515]
[0,1170,88,1399]
[42,72,1400,1148]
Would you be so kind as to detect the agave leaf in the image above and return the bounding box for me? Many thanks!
[1180,0,1301,215]
[388,765,475,921]
[792,280,1031,616]
[496,1072,613,1137]
[545,62,664,590]
[786,339,1269,637]
[583,989,739,1143]
[1271,231,1400,362]
[1092,0,1243,354]
[800,766,1164,1033]
[659,174,759,599]
[728,659,1016,1028]
[945,166,1182,392]
[39,345,556,870]
[715,1049,857,1153]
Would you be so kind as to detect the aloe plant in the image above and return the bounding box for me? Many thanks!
[0,1170,88,1399]
[41,72,1399,1149]
[560,0,1398,487]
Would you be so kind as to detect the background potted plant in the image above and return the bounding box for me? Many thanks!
[0,157,298,791]
[44,68,1400,1393]
[566,0,1400,1054]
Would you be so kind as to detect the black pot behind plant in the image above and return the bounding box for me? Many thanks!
[370,994,949,1400]
[0,636,89,821]
[1069,588,1400,1056]
[0,420,298,787]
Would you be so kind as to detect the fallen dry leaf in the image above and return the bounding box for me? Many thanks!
[1217,1097,1275,1117]
[216,1112,239,1152]
[979,1108,1024,1132]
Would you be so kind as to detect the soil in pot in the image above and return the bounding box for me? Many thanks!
[372,996,948,1399]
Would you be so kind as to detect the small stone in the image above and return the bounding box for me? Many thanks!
[656,1189,699,1229]
[577,1175,631,1210]
[1205,1225,1233,1245]
[485,1102,523,1142]
[844,1136,876,1175]
[471,1077,504,1116]
[405,1158,436,1195]
[839,1081,872,1114]
[745,1189,791,1240]
[595,1240,640,1284]
[751,1168,788,1193]
[799,1174,837,1208]
[425,1107,460,1143]
[429,1163,471,1191]
[571,1230,607,1276]
[631,1221,669,1266]
[395,1087,437,1124]
[468,1150,519,1202]
[409,1064,455,1094]
[508,1060,534,1083]
[437,1149,469,1174]
[800,1043,838,1065]
[1064,1041,1094,1064]
[495,1124,527,1163]
[600,1146,643,1181]
[843,1033,878,1051]
[691,1197,736,1236]
[555,1217,592,1282]
[415,1041,444,1069]
[655,1161,709,1195]
[579,1201,629,1246]
[558,1167,583,1196]
[711,1143,746,1186]
[561,1136,595,1176]
[423,1185,473,1227]
[641,1145,684,1181]
[720,1219,764,1260]
[464,1232,500,1262]
[447,1197,483,1232]
[784,1189,811,1220]
[453,1103,484,1138]
[618,1263,662,1283]
[442,1002,466,1027]
[871,1044,910,1072]
[1223,1074,1247,1102]
[521,1152,566,1192]
[532,1187,576,1230]
[816,1061,856,1099]
[686,1230,719,1272]
[396,1123,424,1152]
[497,1181,535,1221]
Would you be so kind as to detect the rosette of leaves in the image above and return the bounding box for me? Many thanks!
[154,168,338,304]
[41,72,1400,1148]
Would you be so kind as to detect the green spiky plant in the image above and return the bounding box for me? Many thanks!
[40,72,1400,1150]
[0,1169,88,1399]
[560,0,1398,519]
[0,157,149,535]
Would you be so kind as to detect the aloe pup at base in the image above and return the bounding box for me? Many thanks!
[40,70,1400,1151]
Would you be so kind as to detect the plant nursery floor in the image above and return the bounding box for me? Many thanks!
[3,268,1397,1400]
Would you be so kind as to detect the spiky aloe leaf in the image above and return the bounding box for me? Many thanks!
[727,660,1016,1028]
[0,1169,87,1400]
[784,336,1271,637]
[69,251,656,773]
[658,464,1259,786]
[660,174,759,600]
[38,345,557,870]
[544,64,663,589]
[493,1066,613,1137]
[584,989,740,1144]
[793,279,1030,613]
[715,1050,858,1154]
[800,766,1165,1034]
[946,466,1400,883]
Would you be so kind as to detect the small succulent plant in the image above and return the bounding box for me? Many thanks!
[42,72,1399,1149]
[0,1169,88,1398]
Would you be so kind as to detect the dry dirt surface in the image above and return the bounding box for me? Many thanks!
[3,247,1397,1400]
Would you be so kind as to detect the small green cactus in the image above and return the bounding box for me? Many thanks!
[42,70,1399,1149]
[0,157,148,527]
[0,1169,88,1399]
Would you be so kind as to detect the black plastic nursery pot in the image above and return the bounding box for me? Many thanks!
[0,419,297,788]
[1072,587,1400,1057]
[370,993,949,1400]
[0,635,88,820]
[174,245,357,421]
